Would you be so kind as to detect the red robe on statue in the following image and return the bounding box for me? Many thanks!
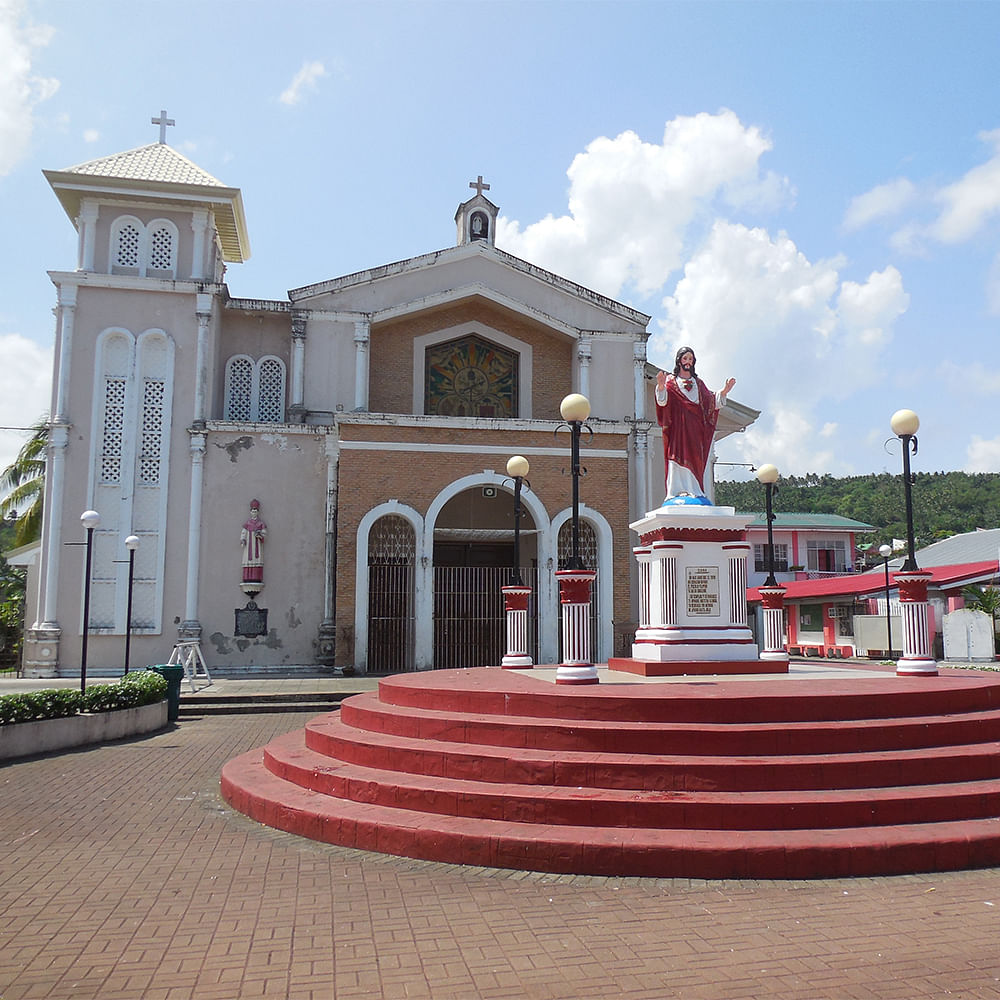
[655,375,720,497]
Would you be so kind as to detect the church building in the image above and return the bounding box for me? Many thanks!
[23,129,758,676]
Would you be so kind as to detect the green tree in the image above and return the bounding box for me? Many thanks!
[0,420,47,546]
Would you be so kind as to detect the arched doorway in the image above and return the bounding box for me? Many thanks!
[433,486,538,668]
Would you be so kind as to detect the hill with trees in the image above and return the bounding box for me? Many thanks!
[715,471,1000,549]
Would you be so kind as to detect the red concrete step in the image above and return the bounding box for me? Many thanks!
[308,713,1000,792]
[375,670,1000,724]
[263,729,1000,830]
[340,690,1000,756]
[221,746,1000,879]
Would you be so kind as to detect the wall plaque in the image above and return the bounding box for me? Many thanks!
[686,566,720,617]
[235,601,268,638]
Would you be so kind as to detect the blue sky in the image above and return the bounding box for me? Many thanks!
[2,0,999,486]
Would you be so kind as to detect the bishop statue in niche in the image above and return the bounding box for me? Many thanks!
[425,334,518,418]
[240,499,267,596]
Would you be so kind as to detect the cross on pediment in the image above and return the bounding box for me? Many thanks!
[151,109,175,144]
[469,175,490,197]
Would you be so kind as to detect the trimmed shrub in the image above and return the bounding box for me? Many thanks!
[0,672,167,725]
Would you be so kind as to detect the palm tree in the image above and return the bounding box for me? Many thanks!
[0,420,48,547]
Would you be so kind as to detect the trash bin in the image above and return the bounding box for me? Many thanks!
[147,664,184,722]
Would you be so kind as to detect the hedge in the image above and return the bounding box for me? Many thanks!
[0,671,168,725]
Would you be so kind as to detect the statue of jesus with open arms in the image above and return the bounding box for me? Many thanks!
[655,346,736,502]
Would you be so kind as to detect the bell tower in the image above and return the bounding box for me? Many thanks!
[455,174,498,247]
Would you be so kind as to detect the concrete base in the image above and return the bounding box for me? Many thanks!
[608,656,790,677]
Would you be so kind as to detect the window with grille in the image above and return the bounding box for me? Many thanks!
[224,355,285,422]
[109,215,177,278]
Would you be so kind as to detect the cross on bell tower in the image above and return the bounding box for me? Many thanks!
[469,175,491,197]
[456,174,498,247]
[151,109,175,144]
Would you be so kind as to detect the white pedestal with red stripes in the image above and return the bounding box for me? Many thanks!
[555,569,598,685]
[759,585,790,662]
[500,585,533,669]
[630,505,758,663]
[893,570,938,676]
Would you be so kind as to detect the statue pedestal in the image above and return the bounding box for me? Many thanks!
[609,504,788,677]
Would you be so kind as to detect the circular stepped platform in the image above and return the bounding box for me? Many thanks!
[220,666,1000,878]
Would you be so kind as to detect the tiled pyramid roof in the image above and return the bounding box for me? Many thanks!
[62,143,226,188]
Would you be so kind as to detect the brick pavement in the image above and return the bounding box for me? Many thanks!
[2,711,1000,999]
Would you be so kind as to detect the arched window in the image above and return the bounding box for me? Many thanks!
[110,217,142,276]
[88,328,174,634]
[108,215,178,279]
[224,355,286,422]
[146,219,178,278]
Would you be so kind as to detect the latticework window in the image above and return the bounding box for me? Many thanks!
[224,355,285,422]
[369,515,416,564]
[139,379,165,483]
[257,358,285,422]
[148,225,176,273]
[114,223,140,270]
[88,328,174,636]
[100,377,126,483]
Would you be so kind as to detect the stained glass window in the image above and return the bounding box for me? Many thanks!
[425,334,517,418]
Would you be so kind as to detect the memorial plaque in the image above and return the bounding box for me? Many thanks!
[235,601,269,638]
[685,566,720,617]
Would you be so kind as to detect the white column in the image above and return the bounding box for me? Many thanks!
[759,586,790,662]
[634,426,649,520]
[193,295,212,426]
[53,284,77,423]
[180,433,206,639]
[501,586,533,668]
[190,209,209,280]
[633,339,647,421]
[727,546,749,627]
[291,311,307,417]
[78,200,98,271]
[577,336,592,399]
[354,319,370,411]
[316,433,338,665]
[39,424,69,627]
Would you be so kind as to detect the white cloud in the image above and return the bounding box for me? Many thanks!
[965,435,1000,473]
[928,129,1000,244]
[497,110,791,299]
[83,128,99,143]
[0,332,52,479]
[843,178,916,232]
[0,0,59,176]
[279,60,328,106]
[656,222,908,474]
[942,360,1000,395]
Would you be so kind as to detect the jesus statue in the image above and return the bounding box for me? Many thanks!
[655,346,736,503]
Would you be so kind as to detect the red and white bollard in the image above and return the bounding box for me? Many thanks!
[758,585,789,662]
[555,569,598,684]
[500,585,533,668]
[893,570,938,676]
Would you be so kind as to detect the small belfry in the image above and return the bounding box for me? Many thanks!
[455,173,498,246]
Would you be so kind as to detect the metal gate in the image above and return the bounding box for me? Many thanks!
[367,515,416,673]
[434,566,538,669]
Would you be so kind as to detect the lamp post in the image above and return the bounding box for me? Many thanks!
[888,409,937,675]
[755,464,780,587]
[124,534,140,674]
[754,464,788,663]
[79,510,101,693]
[890,408,920,572]
[879,543,893,658]
[559,393,591,571]
[506,455,530,585]
[500,456,533,669]
[555,393,598,684]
